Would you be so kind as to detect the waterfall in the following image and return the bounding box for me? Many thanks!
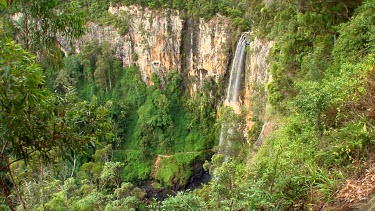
[218,35,247,160]
[226,35,247,107]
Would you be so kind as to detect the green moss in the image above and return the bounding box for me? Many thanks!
[156,158,180,187]
[155,152,202,187]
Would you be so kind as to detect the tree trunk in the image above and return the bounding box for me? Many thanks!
[0,173,16,211]
[108,70,112,90]
[8,166,27,210]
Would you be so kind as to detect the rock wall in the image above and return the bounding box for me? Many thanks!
[182,17,230,93]
[59,5,275,142]
[243,37,274,140]
[109,6,183,84]
[61,5,231,87]
[244,37,274,109]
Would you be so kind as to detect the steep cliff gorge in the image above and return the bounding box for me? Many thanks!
[3,1,373,209]
[12,2,275,130]
[60,6,275,130]
[61,5,231,89]
[59,4,276,186]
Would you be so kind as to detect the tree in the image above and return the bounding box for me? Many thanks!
[0,36,116,209]
[56,55,84,87]
[100,162,124,190]
[2,0,85,64]
[94,41,122,92]
[0,38,51,210]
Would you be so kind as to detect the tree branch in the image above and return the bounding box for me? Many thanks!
[0,149,37,172]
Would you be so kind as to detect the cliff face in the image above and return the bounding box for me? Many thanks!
[182,17,230,93]
[109,5,183,84]
[60,5,275,144]
[63,5,231,87]
[243,37,274,143]
[58,5,277,182]
[244,37,274,110]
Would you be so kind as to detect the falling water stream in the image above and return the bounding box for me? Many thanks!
[218,35,247,160]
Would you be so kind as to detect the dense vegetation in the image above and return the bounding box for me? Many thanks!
[159,0,375,210]
[64,0,250,30]
[1,0,374,210]
[1,1,220,209]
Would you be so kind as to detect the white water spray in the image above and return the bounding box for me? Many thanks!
[218,35,247,160]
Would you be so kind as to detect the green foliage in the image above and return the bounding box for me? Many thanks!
[113,66,147,110]
[114,149,152,182]
[79,41,102,84]
[265,0,364,111]
[100,162,124,189]
[158,191,206,210]
[92,69,218,183]
[0,38,49,164]
[71,190,107,211]
[111,11,130,36]
[66,0,249,31]
[247,117,263,147]
[156,152,203,187]
[248,117,317,206]
[333,0,375,63]
[104,196,139,211]
[0,37,116,209]
[0,0,5,8]
[57,55,84,87]
[0,38,112,209]
[154,0,375,210]
[5,0,375,210]
[1,0,85,74]
[158,160,248,210]
[44,191,69,211]
[318,121,373,167]
[69,41,123,94]
[217,106,247,158]
[243,1,375,208]
[93,41,122,92]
